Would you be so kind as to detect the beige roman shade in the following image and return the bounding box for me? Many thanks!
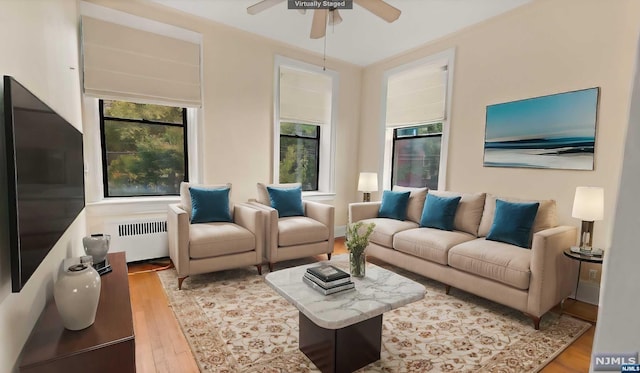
[279,66,331,124]
[81,16,201,107]
[386,64,448,127]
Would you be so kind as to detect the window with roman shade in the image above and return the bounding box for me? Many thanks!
[276,62,335,193]
[81,16,201,108]
[382,51,454,192]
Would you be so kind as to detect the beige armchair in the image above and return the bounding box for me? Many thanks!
[168,183,264,290]
[249,183,334,271]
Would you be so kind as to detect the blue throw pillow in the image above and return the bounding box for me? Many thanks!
[486,199,540,248]
[189,186,232,224]
[420,194,462,231]
[267,186,304,217]
[378,190,411,220]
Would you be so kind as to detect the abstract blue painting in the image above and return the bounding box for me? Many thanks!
[484,87,599,170]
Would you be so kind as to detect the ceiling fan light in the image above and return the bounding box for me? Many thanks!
[328,10,343,26]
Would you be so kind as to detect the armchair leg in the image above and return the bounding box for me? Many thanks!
[445,285,452,295]
[256,265,262,275]
[268,262,274,272]
[327,253,332,260]
[524,313,541,330]
[178,276,189,290]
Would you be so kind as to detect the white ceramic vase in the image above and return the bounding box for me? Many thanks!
[54,262,101,331]
[83,234,110,264]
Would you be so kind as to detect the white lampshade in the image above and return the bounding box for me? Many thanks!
[572,186,604,221]
[358,172,378,192]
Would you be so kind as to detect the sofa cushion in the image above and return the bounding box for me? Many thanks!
[278,216,329,247]
[420,194,461,231]
[360,218,419,248]
[267,185,304,217]
[189,186,232,224]
[392,185,428,224]
[486,199,539,248]
[448,238,532,290]
[181,182,232,219]
[378,190,411,220]
[394,228,476,265]
[478,194,557,237]
[256,182,301,206]
[189,222,255,259]
[430,191,486,236]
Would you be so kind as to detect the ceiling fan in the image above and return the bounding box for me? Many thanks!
[247,0,401,39]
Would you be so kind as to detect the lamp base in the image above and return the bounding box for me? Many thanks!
[363,192,371,202]
[579,220,594,250]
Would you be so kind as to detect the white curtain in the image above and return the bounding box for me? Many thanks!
[279,66,332,124]
[81,16,201,108]
[386,64,447,127]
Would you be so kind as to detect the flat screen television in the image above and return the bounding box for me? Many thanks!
[2,76,85,292]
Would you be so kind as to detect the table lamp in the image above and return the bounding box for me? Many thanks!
[358,172,378,202]
[571,186,604,252]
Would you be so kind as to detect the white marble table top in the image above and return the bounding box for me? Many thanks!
[265,256,426,329]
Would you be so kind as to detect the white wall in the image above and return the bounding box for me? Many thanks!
[592,32,640,368]
[0,1,86,372]
[359,0,640,251]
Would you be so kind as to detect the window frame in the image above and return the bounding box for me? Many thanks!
[279,122,321,191]
[380,48,455,191]
[390,123,443,189]
[98,99,189,198]
[273,55,338,198]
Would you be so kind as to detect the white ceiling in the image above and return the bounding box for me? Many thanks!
[151,0,532,66]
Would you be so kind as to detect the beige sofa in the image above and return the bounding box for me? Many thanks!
[349,189,578,329]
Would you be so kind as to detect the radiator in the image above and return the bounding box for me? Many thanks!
[105,218,169,262]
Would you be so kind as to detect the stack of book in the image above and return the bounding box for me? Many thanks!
[303,265,355,295]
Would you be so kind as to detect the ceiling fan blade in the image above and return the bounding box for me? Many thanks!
[328,9,342,26]
[354,0,401,23]
[247,0,285,15]
[310,9,327,39]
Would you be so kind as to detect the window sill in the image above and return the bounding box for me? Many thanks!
[302,191,336,201]
[86,196,180,217]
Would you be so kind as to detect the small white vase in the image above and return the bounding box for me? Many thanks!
[54,262,101,331]
[83,234,111,264]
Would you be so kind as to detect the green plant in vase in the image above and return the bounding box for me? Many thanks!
[346,221,376,277]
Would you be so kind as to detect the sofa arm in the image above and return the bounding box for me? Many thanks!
[244,201,278,262]
[234,204,264,264]
[304,201,334,228]
[349,202,381,224]
[168,204,190,278]
[304,201,335,250]
[527,225,578,317]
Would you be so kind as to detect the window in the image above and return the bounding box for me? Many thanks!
[392,123,443,189]
[382,50,454,191]
[99,100,188,197]
[275,57,336,195]
[279,122,320,191]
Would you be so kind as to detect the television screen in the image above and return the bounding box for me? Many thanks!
[2,76,85,292]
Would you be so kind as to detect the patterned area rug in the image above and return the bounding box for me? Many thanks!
[157,256,590,372]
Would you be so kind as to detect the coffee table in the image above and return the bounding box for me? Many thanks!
[265,256,426,373]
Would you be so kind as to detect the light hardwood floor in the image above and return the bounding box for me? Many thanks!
[128,238,596,372]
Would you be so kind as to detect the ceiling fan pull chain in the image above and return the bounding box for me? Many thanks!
[323,33,327,71]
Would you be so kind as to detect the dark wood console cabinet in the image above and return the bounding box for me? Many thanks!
[20,252,135,373]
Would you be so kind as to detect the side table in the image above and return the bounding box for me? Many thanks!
[562,249,603,323]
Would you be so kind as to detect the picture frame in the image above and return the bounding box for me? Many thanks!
[483,87,600,170]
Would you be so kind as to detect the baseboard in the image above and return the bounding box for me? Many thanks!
[334,225,346,238]
[577,280,600,305]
